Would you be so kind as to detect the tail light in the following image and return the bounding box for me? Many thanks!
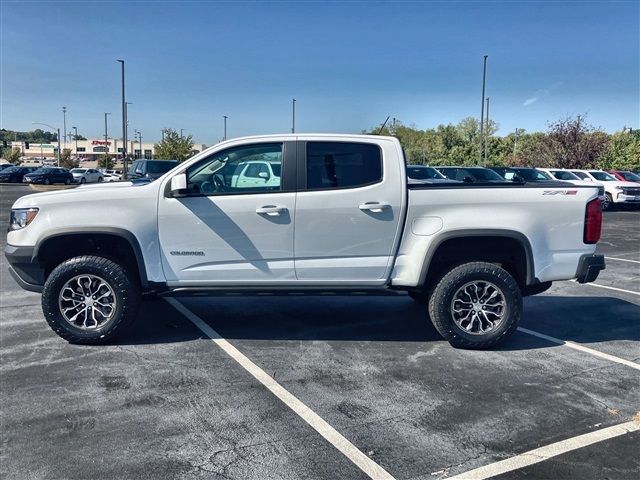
[584,198,602,244]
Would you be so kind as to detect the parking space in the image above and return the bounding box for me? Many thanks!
[1,186,638,479]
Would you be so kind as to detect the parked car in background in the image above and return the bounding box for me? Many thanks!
[0,163,14,171]
[70,168,103,184]
[102,173,121,182]
[436,166,506,183]
[570,169,640,210]
[538,168,606,202]
[608,170,640,183]
[0,166,37,183]
[128,160,179,180]
[490,167,560,183]
[407,165,460,184]
[23,167,74,185]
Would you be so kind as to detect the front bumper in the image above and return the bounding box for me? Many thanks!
[4,244,44,293]
[615,193,640,203]
[575,254,605,284]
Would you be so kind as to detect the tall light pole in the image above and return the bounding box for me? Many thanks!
[484,97,490,165]
[62,107,67,148]
[513,128,522,159]
[72,126,78,156]
[478,55,488,165]
[291,98,296,133]
[117,60,128,178]
[104,113,111,161]
[223,115,228,140]
[125,102,132,165]
[32,122,61,167]
[180,128,185,138]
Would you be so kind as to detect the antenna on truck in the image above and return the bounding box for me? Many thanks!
[376,116,390,135]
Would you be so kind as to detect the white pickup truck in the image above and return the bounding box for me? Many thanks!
[6,134,605,349]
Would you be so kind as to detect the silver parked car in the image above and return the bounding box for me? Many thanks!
[70,168,103,184]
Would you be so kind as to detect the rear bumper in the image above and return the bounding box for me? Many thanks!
[575,254,605,284]
[4,244,44,293]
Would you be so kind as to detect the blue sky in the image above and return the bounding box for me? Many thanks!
[1,1,638,144]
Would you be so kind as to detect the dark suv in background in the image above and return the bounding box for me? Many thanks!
[128,160,179,181]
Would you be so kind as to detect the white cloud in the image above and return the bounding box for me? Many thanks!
[523,82,563,107]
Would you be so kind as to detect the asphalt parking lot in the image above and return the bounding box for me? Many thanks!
[1,184,638,480]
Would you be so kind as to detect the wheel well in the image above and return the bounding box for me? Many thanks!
[37,233,144,286]
[423,236,530,289]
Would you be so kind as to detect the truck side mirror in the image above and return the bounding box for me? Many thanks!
[258,171,269,180]
[170,173,187,196]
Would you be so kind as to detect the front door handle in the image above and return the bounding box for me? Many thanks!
[359,202,390,213]
[256,205,286,216]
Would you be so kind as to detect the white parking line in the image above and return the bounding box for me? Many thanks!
[517,327,640,371]
[447,420,640,480]
[605,256,640,264]
[164,297,396,480]
[586,283,640,296]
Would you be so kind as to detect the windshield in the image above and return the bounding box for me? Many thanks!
[407,166,445,179]
[468,168,504,181]
[147,161,177,174]
[71,169,86,173]
[620,171,640,182]
[512,168,552,181]
[572,171,589,179]
[589,171,617,181]
[32,168,53,174]
[551,170,580,180]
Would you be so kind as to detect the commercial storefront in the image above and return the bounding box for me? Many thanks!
[7,139,206,161]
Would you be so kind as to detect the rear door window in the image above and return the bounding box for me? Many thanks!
[306,142,382,190]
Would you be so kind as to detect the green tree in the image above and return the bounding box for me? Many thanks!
[598,131,640,170]
[3,147,22,164]
[154,128,195,162]
[60,148,78,169]
[98,154,114,169]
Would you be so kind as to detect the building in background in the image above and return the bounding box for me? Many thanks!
[6,139,207,161]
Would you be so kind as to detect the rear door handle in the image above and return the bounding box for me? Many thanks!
[256,205,286,216]
[359,202,390,213]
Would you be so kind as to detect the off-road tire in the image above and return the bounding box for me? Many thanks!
[428,262,522,349]
[42,256,140,344]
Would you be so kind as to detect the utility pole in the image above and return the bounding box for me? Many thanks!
[62,106,67,147]
[223,115,228,140]
[117,60,127,178]
[72,126,78,156]
[180,128,185,138]
[291,98,296,133]
[104,113,111,161]
[484,97,490,165]
[478,55,488,165]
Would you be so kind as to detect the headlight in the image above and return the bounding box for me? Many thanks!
[9,208,39,231]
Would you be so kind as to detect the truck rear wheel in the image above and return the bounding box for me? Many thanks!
[428,262,522,349]
[42,256,140,344]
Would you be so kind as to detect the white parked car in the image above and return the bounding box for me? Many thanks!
[6,134,605,349]
[102,173,121,182]
[70,168,103,184]
[538,168,606,204]
[569,169,640,210]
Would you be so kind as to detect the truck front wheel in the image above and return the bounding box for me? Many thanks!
[428,262,522,349]
[42,256,140,344]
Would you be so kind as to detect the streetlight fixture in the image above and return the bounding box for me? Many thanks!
[32,122,61,167]
[117,60,128,178]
